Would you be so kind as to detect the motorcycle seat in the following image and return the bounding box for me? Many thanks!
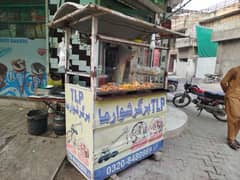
[204,91,225,100]
[168,78,179,85]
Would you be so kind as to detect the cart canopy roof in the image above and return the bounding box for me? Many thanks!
[49,2,185,40]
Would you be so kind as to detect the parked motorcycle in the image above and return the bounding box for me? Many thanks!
[167,78,179,92]
[204,73,222,83]
[172,82,226,122]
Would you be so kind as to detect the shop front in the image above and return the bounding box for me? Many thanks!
[50,2,183,179]
[0,0,168,98]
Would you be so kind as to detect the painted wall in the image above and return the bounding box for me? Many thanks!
[0,1,47,97]
[217,40,240,75]
[195,57,216,78]
[175,59,195,78]
[178,47,196,59]
[0,38,47,97]
[198,3,240,77]
[174,46,197,78]
[200,4,240,31]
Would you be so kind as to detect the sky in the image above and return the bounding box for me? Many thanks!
[183,0,222,10]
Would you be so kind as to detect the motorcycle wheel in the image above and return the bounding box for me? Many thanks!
[212,104,227,122]
[172,93,191,108]
[168,84,177,92]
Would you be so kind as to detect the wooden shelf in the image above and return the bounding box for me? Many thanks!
[0,4,45,8]
[96,88,168,100]
[135,71,161,76]
[66,71,90,78]
[0,21,45,24]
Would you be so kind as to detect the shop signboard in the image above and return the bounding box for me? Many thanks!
[65,83,94,179]
[93,93,166,179]
[65,85,167,180]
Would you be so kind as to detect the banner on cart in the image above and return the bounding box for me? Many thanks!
[95,93,167,127]
[94,140,164,180]
[65,84,94,179]
[93,114,165,171]
[93,93,166,179]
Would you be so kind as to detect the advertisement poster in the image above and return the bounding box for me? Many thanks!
[153,49,160,67]
[0,38,47,97]
[65,84,94,179]
[94,93,167,179]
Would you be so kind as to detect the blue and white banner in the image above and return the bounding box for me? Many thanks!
[94,140,163,180]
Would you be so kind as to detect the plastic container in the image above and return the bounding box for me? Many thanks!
[98,74,108,86]
[53,113,66,135]
[27,110,48,135]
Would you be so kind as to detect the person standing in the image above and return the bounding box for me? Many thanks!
[57,37,71,89]
[57,37,67,73]
[113,45,135,84]
[220,66,240,150]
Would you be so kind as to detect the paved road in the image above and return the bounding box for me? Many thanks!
[119,80,240,180]
[56,103,240,180]
[56,80,240,180]
[0,105,66,180]
[118,103,240,180]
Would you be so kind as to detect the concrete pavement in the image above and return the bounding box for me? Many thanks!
[165,105,188,139]
[56,101,240,180]
[118,104,240,180]
[54,103,188,180]
[0,97,187,180]
[0,104,66,180]
[118,82,240,180]
[3,80,239,180]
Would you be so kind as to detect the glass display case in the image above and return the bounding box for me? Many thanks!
[96,42,166,96]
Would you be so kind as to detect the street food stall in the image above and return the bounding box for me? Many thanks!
[49,2,184,180]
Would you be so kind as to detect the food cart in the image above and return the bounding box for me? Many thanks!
[49,2,183,180]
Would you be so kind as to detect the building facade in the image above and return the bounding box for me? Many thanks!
[169,0,240,78]
[200,1,240,75]
[0,0,180,97]
[169,11,207,78]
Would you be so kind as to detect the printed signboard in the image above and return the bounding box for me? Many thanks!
[65,86,167,180]
[65,83,94,179]
[93,93,167,179]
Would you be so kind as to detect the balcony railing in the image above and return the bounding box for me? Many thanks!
[176,37,197,48]
[201,0,239,13]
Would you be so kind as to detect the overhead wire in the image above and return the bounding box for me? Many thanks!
[165,0,193,19]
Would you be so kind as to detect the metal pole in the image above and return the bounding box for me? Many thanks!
[45,0,49,77]
[97,34,168,50]
[64,28,71,84]
[91,16,99,94]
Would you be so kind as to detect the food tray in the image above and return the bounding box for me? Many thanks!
[96,87,167,96]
